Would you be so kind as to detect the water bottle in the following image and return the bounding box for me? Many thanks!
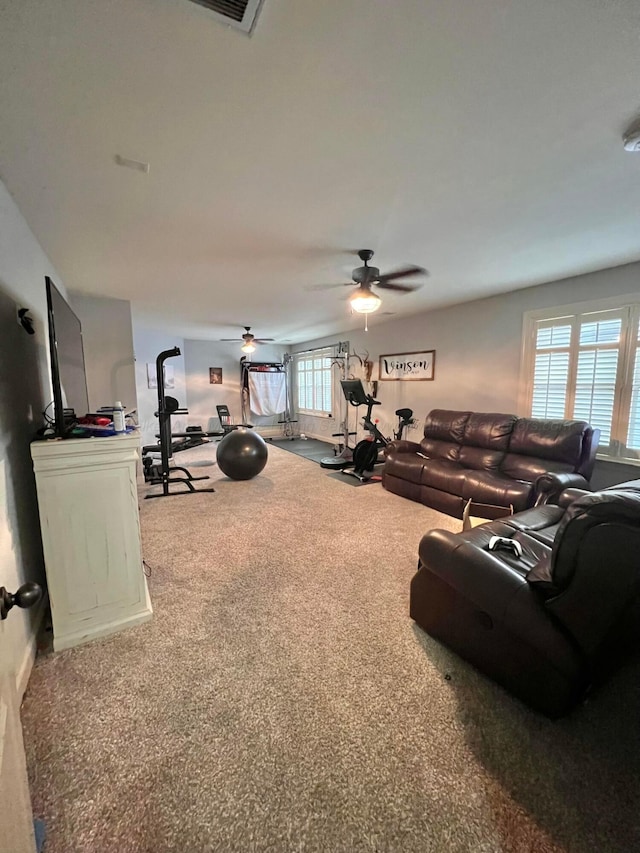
[113,401,126,434]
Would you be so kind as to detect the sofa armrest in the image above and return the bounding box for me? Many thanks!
[386,439,423,455]
[557,487,592,509]
[576,426,601,479]
[534,472,590,506]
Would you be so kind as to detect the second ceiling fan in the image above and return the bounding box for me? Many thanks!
[220,326,274,354]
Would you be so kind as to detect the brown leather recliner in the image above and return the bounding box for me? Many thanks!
[410,481,640,717]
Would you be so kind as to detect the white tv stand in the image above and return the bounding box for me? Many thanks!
[31,434,152,651]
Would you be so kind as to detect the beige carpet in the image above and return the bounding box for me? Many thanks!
[22,444,640,852]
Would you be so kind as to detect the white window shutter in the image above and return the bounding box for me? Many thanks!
[626,345,640,450]
[294,348,333,415]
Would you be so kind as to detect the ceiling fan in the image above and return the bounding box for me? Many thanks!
[347,249,425,310]
[315,249,426,318]
[220,326,274,353]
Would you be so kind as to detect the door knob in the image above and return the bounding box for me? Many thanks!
[0,582,43,620]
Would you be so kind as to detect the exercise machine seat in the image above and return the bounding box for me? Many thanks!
[216,404,239,434]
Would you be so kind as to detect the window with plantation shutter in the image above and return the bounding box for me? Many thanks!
[523,299,640,462]
[573,316,621,446]
[627,327,640,451]
[531,321,571,419]
[294,348,333,416]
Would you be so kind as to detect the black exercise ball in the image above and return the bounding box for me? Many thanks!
[216,428,268,480]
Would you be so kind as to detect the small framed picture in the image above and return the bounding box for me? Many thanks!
[209,367,223,385]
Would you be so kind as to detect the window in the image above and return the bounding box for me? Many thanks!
[523,298,640,461]
[294,347,333,416]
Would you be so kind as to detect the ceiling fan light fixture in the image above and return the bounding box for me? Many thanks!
[241,341,256,354]
[349,288,382,314]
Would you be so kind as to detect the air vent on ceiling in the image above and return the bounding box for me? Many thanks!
[188,0,265,34]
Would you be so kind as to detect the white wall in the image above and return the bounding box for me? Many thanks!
[0,179,54,693]
[131,315,186,447]
[183,340,288,435]
[294,261,640,488]
[70,292,136,414]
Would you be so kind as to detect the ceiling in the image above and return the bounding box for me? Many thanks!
[1,0,639,345]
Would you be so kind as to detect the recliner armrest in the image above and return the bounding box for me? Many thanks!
[417,528,528,616]
[534,472,590,506]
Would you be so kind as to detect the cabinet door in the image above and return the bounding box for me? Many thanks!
[32,437,151,651]
[39,465,144,622]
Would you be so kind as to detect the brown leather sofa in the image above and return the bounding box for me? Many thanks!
[382,409,599,517]
[410,481,640,717]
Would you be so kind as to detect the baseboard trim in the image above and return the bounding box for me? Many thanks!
[255,427,286,439]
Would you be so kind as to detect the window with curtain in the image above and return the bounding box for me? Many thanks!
[294,347,333,416]
[523,300,640,461]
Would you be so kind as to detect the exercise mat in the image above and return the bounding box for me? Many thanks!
[325,471,383,487]
[268,438,334,464]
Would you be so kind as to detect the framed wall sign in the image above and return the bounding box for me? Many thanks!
[379,350,435,381]
[209,367,223,385]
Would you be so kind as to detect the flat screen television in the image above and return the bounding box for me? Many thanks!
[45,276,90,437]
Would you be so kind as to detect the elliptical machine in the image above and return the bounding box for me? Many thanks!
[339,379,413,482]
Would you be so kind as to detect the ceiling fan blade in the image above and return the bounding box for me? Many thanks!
[306,282,351,291]
[376,281,424,293]
[220,338,242,342]
[254,338,275,344]
[376,265,426,284]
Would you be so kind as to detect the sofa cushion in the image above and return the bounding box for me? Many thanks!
[509,418,589,464]
[457,412,516,470]
[383,451,426,485]
[420,459,468,492]
[500,454,575,482]
[461,470,534,511]
[458,446,506,471]
[461,521,552,578]
[423,409,471,443]
[462,412,517,450]
[504,504,565,548]
[419,438,461,461]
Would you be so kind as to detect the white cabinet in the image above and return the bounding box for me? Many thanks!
[31,434,152,651]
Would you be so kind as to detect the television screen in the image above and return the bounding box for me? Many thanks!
[45,276,89,437]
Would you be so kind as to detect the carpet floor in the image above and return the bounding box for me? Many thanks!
[21,444,640,852]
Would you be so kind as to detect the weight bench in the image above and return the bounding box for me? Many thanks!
[216,405,253,434]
